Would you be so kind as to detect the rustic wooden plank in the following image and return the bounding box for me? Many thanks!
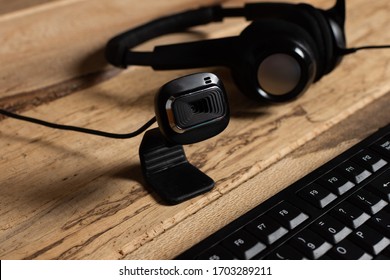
[0,0,226,105]
[0,0,61,15]
[1,0,388,111]
[0,0,389,260]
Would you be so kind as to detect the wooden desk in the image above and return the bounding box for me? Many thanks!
[0,0,389,260]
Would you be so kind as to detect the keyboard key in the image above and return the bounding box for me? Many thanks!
[327,239,372,260]
[383,245,390,256]
[319,171,355,195]
[337,161,372,184]
[349,189,388,215]
[196,245,237,260]
[371,136,390,158]
[245,216,288,245]
[312,215,352,244]
[298,183,337,208]
[221,230,266,259]
[349,224,390,255]
[368,210,390,238]
[331,201,370,229]
[268,202,309,230]
[384,204,390,213]
[289,229,332,259]
[318,254,332,260]
[265,244,307,260]
[375,254,390,260]
[368,168,390,201]
[376,245,390,259]
[352,150,388,173]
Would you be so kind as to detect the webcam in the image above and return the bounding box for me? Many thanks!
[155,72,229,144]
[0,72,229,205]
[139,73,229,204]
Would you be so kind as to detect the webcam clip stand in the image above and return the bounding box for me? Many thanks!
[139,128,215,205]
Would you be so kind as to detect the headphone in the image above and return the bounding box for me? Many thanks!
[105,0,347,102]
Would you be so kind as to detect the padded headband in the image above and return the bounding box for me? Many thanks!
[105,5,224,68]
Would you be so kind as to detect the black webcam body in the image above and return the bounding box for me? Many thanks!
[140,73,229,204]
[155,73,229,145]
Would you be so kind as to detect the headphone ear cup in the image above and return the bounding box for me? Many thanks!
[297,4,338,76]
[232,19,320,102]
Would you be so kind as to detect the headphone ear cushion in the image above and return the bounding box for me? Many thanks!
[255,5,330,80]
[233,19,320,102]
[297,4,335,76]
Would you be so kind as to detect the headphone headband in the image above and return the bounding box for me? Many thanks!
[105,0,345,69]
[105,1,346,69]
[105,5,224,68]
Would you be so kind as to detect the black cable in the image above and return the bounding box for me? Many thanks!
[339,45,390,55]
[0,108,156,139]
[3,42,390,139]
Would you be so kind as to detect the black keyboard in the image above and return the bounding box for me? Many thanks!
[177,124,390,260]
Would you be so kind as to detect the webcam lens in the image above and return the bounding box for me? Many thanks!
[167,86,226,133]
[257,53,302,96]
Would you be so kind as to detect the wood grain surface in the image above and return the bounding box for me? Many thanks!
[0,0,61,15]
[0,0,389,259]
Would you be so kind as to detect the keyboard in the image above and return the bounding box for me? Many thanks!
[177,124,390,260]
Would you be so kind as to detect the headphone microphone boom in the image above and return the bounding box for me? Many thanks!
[105,0,348,102]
